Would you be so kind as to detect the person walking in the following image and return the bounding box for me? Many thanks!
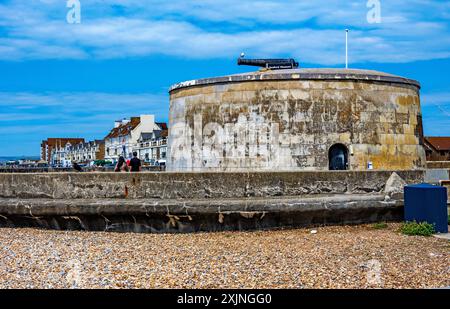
[129,151,141,172]
[114,156,128,172]
[72,161,83,172]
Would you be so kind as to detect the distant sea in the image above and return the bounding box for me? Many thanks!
[0,156,40,163]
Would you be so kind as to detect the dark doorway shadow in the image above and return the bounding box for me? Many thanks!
[329,144,349,170]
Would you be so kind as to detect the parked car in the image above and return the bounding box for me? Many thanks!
[145,158,156,166]
[155,160,166,166]
[103,163,116,170]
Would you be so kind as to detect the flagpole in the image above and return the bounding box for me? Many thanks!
[345,29,349,69]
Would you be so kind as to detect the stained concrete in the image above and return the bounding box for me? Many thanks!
[169,68,421,92]
[427,161,450,169]
[0,170,424,200]
[0,171,424,233]
[433,233,450,241]
[168,68,426,172]
[0,194,402,233]
[425,169,450,184]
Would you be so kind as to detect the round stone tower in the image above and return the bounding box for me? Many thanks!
[167,68,426,171]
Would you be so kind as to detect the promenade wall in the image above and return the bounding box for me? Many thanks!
[0,171,425,232]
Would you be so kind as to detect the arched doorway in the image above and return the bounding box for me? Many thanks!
[329,144,349,170]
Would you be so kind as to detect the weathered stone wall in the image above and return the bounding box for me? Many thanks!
[168,71,426,172]
[0,171,424,200]
[427,161,450,169]
[0,171,424,232]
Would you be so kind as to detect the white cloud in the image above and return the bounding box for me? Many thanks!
[0,91,167,107]
[422,92,450,106]
[0,90,168,154]
[0,91,169,136]
[421,92,450,119]
[0,1,449,64]
[421,92,450,135]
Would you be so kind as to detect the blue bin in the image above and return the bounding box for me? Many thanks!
[404,184,448,233]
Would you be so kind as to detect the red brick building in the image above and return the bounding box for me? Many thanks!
[40,138,85,163]
[424,137,450,161]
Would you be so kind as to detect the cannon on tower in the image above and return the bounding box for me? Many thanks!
[237,56,299,70]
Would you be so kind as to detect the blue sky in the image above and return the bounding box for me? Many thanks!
[0,0,449,156]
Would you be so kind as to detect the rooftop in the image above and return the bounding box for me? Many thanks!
[169,68,420,92]
[156,122,168,130]
[425,136,450,151]
[105,117,141,139]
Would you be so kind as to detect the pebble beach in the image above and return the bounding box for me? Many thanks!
[0,224,449,289]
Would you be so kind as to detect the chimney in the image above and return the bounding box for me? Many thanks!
[140,115,155,124]
[139,115,156,132]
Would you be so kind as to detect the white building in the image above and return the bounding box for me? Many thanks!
[50,143,71,167]
[51,140,105,166]
[134,130,168,165]
[104,115,165,163]
[66,140,105,163]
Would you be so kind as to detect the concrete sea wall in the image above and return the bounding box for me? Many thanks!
[0,171,424,199]
[0,171,425,233]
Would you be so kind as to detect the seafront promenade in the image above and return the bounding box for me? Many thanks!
[0,166,165,173]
